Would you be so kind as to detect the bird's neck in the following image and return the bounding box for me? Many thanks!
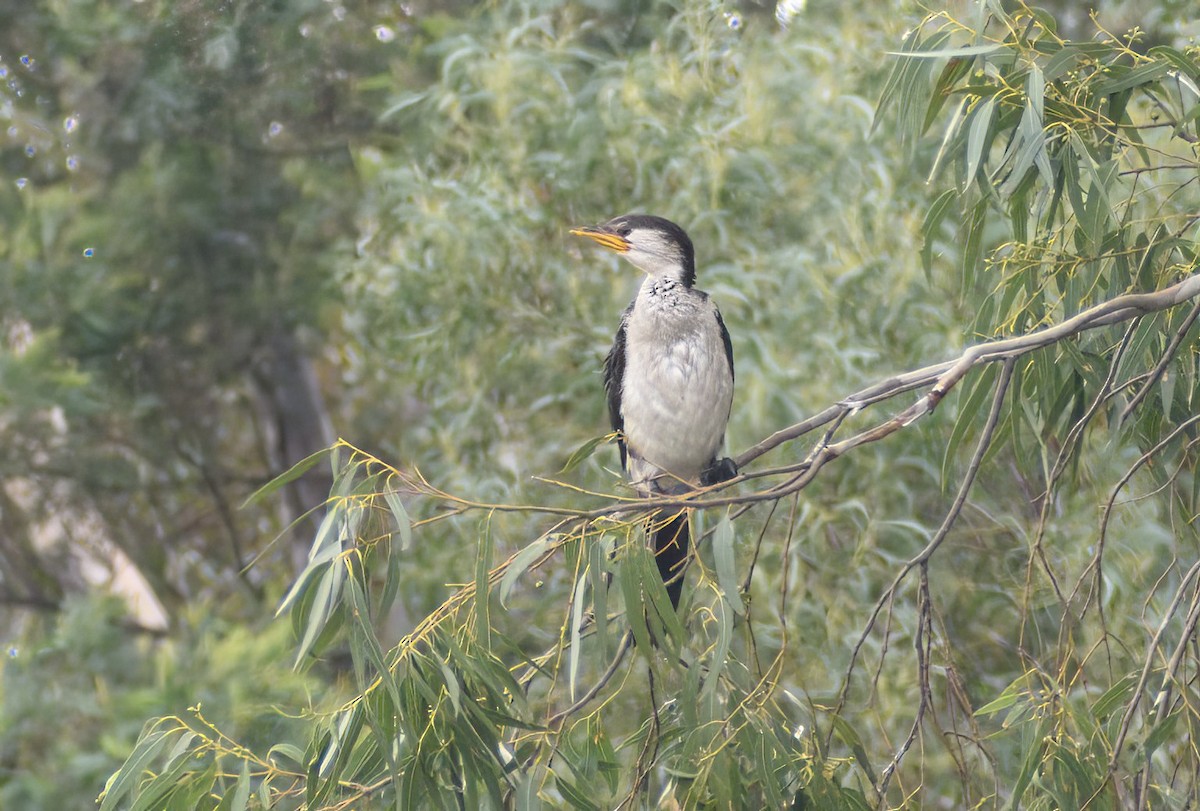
[638,273,698,314]
[631,254,695,289]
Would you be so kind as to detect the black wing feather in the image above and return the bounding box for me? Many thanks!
[603,304,633,471]
[714,305,734,382]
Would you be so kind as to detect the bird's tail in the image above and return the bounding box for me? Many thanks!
[653,511,690,608]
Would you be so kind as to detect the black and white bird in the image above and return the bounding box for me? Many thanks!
[571,214,736,608]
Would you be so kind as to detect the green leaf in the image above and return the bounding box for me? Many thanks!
[439,659,462,715]
[875,28,951,136]
[474,520,494,648]
[1042,45,1083,82]
[617,539,653,653]
[1093,60,1169,96]
[964,96,997,188]
[923,57,973,132]
[756,732,786,809]
[499,536,551,607]
[921,189,958,278]
[1144,710,1180,760]
[1092,674,1138,719]
[588,534,612,654]
[960,197,988,290]
[344,568,403,712]
[1000,65,1050,198]
[830,715,876,786]
[555,771,601,811]
[559,434,609,474]
[1081,160,1119,252]
[284,501,345,598]
[1149,45,1200,80]
[642,533,687,649]
[230,760,251,811]
[130,755,205,811]
[1005,715,1050,810]
[1172,97,1200,141]
[975,675,1027,717]
[889,43,1003,59]
[379,90,429,120]
[383,486,413,550]
[712,514,744,615]
[1026,5,1058,35]
[378,524,404,621]
[294,560,346,667]
[699,596,732,708]
[162,731,197,767]
[99,726,175,811]
[568,564,589,700]
[316,705,365,781]
[267,743,306,767]
[241,447,331,508]
[927,98,967,183]
[1161,363,1177,419]
[941,364,998,489]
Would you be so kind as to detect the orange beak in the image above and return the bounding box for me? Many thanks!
[569,225,630,253]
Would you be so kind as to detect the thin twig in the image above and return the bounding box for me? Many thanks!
[1105,559,1200,776]
[547,630,634,728]
[833,359,1015,731]
[1095,413,1200,604]
[1149,577,1200,724]
[1120,297,1200,421]
[875,564,934,804]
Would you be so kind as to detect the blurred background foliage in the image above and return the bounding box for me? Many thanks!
[1,0,1199,807]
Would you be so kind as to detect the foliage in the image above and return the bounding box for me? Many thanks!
[0,595,323,811]
[0,0,408,616]
[99,0,1200,808]
[1,0,1198,807]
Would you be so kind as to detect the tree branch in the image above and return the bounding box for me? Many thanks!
[832,358,1015,740]
[732,272,1200,473]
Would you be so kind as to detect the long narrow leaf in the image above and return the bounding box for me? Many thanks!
[712,515,744,616]
[499,536,551,607]
[241,447,331,508]
[964,96,997,189]
[569,566,589,700]
[99,726,176,811]
[294,561,345,667]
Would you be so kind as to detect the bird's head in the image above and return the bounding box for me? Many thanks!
[571,214,696,287]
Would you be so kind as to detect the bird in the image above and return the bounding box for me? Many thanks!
[571,214,736,609]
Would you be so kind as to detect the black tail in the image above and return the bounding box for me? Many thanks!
[654,512,690,608]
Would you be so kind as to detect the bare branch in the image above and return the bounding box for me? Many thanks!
[875,564,934,804]
[833,359,1015,739]
[1107,558,1200,777]
[733,273,1200,471]
[547,630,634,728]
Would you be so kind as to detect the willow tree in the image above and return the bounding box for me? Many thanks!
[103,2,1200,808]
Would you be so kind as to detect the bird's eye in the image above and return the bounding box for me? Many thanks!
[616,225,632,237]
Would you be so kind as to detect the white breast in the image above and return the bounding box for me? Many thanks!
[620,286,733,491]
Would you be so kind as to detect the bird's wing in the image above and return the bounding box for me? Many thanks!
[711,303,736,458]
[715,305,734,382]
[603,304,632,470]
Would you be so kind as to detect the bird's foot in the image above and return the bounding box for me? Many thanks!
[700,457,738,486]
